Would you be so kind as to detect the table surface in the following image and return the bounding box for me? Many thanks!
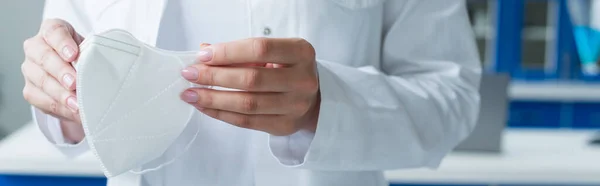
[1,122,600,185]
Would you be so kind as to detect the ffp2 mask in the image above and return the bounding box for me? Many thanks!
[75,29,204,177]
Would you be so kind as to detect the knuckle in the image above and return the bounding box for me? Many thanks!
[20,62,27,75]
[242,69,260,89]
[39,48,55,67]
[38,73,49,90]
[252,38,270,59]
[42,20,67,38]
[23,38,33,51]
[48,101,59,115]
[295,38,316,59]
[197,89,213,107]
[22,86,31,102]
[241,96,258,113]
[235,116,253,129]
[197,65,213,84]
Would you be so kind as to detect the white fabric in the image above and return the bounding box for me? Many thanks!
[74,29,201,177]
[34,0,482,186]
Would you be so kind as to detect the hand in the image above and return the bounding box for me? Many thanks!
[180,38,321,136]
[21,19,85,142]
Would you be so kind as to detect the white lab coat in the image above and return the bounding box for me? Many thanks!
[32,0,482,185]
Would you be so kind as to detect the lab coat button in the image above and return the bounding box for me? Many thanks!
[263,27,272,36]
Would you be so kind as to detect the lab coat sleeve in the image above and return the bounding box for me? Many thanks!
[42,1,94,35]
[31,106,90,158]
[29,1,94,158]
[269,0,482,170]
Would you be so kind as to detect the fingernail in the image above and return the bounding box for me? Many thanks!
[62,74,75,88]
[199,43,211,48]
[181,67,199,80]
[62,46,75,59]
[66,96,79,111]
[181,90,198,103]
[198,47,213,62]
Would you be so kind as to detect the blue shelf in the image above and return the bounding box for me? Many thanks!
[572,102,600,128]
[508,101,564,128]
[0,175,106,186]
[508,101,600,129]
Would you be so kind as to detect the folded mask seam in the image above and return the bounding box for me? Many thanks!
[91,53,144,134]
[75,49,111,177]
[91,103,177,142]
[96,34,140,48]
[129,114,202,175]
[127,55,198,174]
[90,42,139,56]
[91,125,180,143]
[92,77,187,137]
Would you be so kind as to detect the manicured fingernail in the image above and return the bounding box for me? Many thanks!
[181,90,198,103]
[181,67,198,80]
[198,47,213,62]
[199,43,211,48]
[66,96,79,111]
[62,46,75,59]
[63,74,75,88]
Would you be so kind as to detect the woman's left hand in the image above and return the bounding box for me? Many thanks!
[180,38,320,136]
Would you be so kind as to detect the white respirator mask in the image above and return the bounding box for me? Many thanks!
[75,29,204,178]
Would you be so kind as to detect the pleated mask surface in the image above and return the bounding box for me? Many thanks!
[75,29,202,178]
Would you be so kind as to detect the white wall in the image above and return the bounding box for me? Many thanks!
[0,1,45,137]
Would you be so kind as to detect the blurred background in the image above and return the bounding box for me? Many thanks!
[3,1,600,137]
[0,0,599,186]
[0,0,44,139]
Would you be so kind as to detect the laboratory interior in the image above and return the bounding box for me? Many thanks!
[0,0,599,186]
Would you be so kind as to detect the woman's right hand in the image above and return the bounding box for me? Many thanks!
[21,19,86,142]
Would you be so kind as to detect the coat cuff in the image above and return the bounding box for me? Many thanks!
[268,60,342,168]
[31,106,89,157]
[268,130,315,165]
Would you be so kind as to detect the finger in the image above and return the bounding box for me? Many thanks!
[24,38,76,90]
[200,42,265,68]
[181,88,290,115]
[23,81,78,120]
[200,38,314,65]
[22,60,78,112]
[40,19,80,62]
[198,108,296,136]
[182,64,293,92]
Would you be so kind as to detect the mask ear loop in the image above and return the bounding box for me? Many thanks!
[128,113,202,174]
